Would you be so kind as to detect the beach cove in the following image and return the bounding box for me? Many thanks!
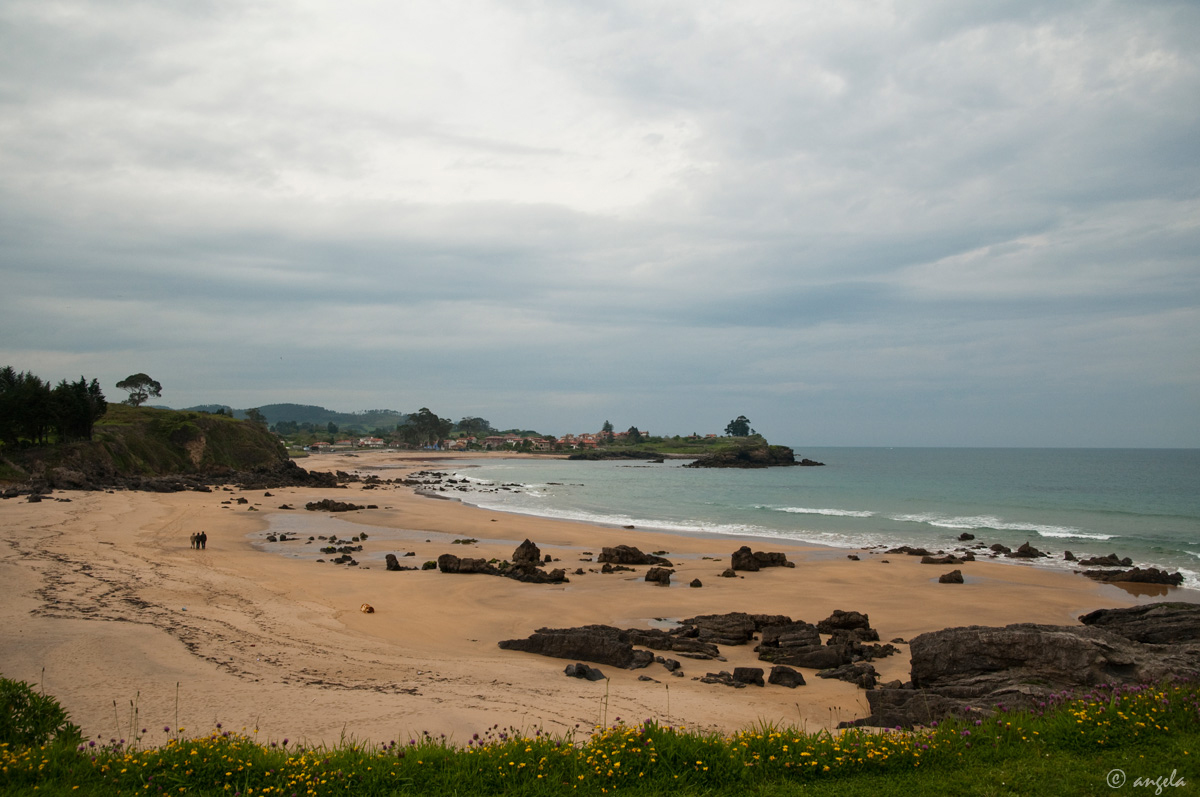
[2,450,1195,749]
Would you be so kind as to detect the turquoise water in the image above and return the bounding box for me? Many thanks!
[445,448,1200,588]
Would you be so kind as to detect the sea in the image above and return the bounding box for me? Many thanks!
[436,448,1200,590]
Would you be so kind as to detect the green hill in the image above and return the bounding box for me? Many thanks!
[1,405,291,486]
[180,403,408,432]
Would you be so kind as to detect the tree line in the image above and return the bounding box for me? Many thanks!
[0,367,108,446]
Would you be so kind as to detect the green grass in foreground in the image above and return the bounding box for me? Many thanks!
[2,682,1197,796]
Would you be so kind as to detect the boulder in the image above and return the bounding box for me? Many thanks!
[1078,553,1134,567]
[305,499,366,512]
[645,567,674,586]
[731,546,794,572]
[564,663,607,681]
[699,671,746,688]
[689,578,703,588]
[817,662,878,689]
[816,610,872,634]
[939,569,964,584]
[507,565,569,584]
[768,666,806,688]
[1006,541,1047,559]
[886,546,934,557]
[732,667,765,687]
[1081,567,1183,586]
[436,553,498,575]
[680,612,792,645]
[512,539,542,565]
[598,545,673,567]
[826,626,881,644]
[922,555,962,565]
[755,620,846,668]
[498,625,654,669]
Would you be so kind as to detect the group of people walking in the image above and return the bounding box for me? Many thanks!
[189,531,208,549]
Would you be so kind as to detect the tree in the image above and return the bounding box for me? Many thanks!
[601,419,614,443]
[273,420,300,435]
[50,377,107,441]
[0,367,52,445]
[725,415,752,437]
[626,426,644,445]
[454,416,493,436]
[397,407,453,448]
[245,408,267,426]
[327,422,339,435]
[115,373,162,407]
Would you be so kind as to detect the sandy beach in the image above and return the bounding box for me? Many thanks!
[2,450,1193,749]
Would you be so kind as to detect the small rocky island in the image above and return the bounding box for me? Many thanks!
[685,444,824,469]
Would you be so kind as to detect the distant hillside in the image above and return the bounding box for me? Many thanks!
[180,403,409,431]
[0,405,292,486]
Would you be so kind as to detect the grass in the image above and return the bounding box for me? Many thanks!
[4,404,288,480]
[2,681,1197,795]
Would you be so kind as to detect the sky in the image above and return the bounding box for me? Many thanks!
[2,1,1198,447]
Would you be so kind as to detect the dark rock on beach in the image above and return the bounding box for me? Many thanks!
[1078,553,1134,567]
[512,539,542,565]
[564,663,607,681]
[939,569,964,583]
[816,610,872,634]
[498,626,654,669]
[1081,567,1184,586]
[730,546,794,572]
[818,662,879,690]
[1006,541,1048,559]
[598,545,673,567]
[733,667,765,687]
[305,499,366,512]
[645,567,674,586]
[680,612,792,646]
[768,665,806,688]
[843,607,1200,729]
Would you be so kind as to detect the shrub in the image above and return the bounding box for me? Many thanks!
[0,677,82,747]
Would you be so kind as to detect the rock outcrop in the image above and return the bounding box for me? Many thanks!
[498,626,654,669]
[684,444,822,469]
[645,567,674,586]
[1081,567,1183,586]
[730,546,794,572]
[843,606,1200,729]
[438,541,568,584]
[1078,603,1200,644]
[305,499,366,512]
[597,545,673,567]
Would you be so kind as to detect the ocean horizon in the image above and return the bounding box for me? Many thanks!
[431,447,1200,590]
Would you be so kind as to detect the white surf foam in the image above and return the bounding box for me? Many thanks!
[771,506,875,518]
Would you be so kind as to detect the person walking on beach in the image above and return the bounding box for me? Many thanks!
[189,532,198,549]
[198,531,207,550]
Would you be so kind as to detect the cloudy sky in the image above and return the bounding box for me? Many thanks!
[2,1,1198,447]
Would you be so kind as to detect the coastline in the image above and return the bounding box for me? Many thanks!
[2,449,1196,750]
